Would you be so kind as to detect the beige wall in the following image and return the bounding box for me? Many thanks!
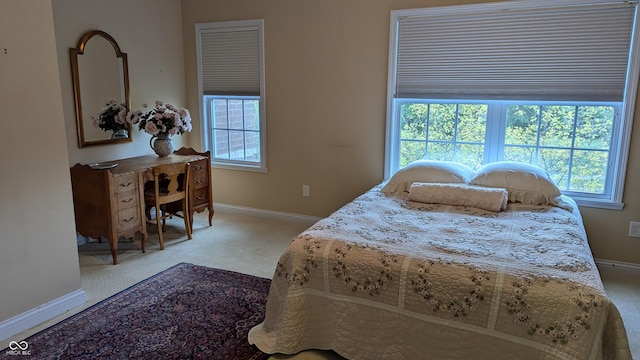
[0,0,190,327]
[181,0,640,265]
[0,0,81,320]
[53,0,190,166]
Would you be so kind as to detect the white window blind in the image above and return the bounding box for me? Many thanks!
[200,25,261,96]
[395,1,636,101]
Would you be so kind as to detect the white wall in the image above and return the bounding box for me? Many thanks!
[0,0,82,322]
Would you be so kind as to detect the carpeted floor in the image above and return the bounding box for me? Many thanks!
[1,263,269,360]
[598,264,640,358]
[2,210,638,359]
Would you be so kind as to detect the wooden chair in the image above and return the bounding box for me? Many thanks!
[144,163,192,250]
[172,147,214,226]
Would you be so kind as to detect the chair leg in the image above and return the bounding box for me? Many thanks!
[109,238,118,265]
[161,206,167,232]
[155,205,165,250]
[141,232,146,253]
[184,200,192,240]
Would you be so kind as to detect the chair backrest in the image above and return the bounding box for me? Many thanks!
[173,147,199,156]
[152,162,190,205]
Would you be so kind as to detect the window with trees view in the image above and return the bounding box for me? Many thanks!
[398,101,616,194]
[386,1,640,209]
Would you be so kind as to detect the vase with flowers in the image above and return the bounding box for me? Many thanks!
[127,100,192,157]
[92,98,129,139]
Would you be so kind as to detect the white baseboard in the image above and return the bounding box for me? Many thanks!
[595,258,640,271]
[215,203,322,226]
[0,289,87,343]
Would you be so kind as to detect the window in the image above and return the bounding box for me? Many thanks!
[196,19,266,172]
[206,96,260,162]
[386,0,640,209]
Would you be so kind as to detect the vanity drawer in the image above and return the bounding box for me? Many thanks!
[190,160,208,190]
[112,174,138,194]
[116,190,138,210]
[192,188,210,207]
[117,207,141,232]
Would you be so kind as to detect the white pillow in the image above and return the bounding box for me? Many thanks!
[381,160,475,195]
[470,161,561,205]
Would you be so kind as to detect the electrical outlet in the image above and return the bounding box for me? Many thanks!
[302,185,310,197]
[629,221,640,238]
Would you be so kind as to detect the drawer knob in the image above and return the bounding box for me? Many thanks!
[122,217,134,223]
[119,181,133,188]
[121,197,133,204]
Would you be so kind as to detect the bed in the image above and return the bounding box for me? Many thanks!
[248,161,632,360]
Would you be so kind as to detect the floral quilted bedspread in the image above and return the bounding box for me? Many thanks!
[249,185,631,360]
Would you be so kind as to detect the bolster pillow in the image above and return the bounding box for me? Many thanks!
[408,183,508,212]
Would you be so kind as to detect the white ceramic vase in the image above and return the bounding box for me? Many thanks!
[150,133,174,157]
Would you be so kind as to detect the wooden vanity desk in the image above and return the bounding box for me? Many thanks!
[70,154,210,265]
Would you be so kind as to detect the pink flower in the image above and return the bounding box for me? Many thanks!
[156,121,167,133]
[115,109,127,124]
[127,100,192,136]
[126,110,142,124]
[144,121,160,135]
[95,99,128,131]
[172,112,181,125]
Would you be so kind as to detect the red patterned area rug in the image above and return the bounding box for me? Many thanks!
[2,263,270,360]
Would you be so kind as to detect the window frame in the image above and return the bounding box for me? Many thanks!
[195,19,267,173]
[385,0,640,210]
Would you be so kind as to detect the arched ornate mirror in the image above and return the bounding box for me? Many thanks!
[70,30,131,147]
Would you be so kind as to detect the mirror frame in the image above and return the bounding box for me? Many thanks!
[70,30,131,147]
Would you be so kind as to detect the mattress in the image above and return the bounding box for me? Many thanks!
[248,184,631,360]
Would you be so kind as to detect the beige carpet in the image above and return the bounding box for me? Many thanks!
[598,264,640,359]
[3,210,639,359]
